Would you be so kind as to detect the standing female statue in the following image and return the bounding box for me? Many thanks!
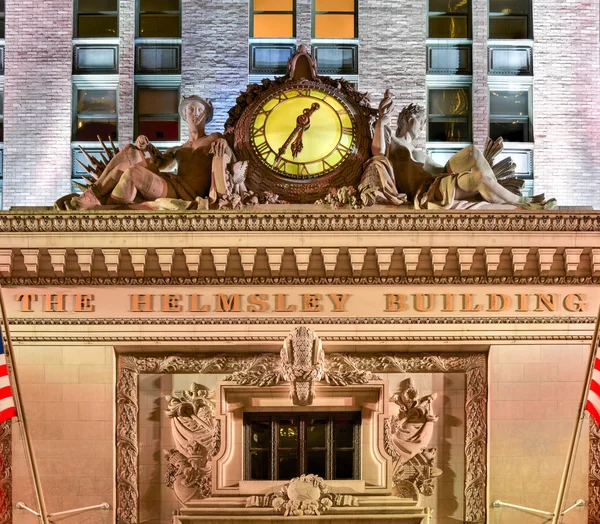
[363,90,556,209]
[68,96,233,209]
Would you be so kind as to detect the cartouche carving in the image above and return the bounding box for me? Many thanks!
[164,383,220,504]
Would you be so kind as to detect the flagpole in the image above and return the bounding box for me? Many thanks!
[550,304,600,524]
[0,283,49,524]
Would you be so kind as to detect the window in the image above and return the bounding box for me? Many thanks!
[250,0,295,38]
[428,0,470,39]
[428,87,471,142]
[312,44,358,75]
[135,87,179,142]
[427,45,472,74]
[75,0,118,38]
[138,0,181,38]
[488,45,532,75]
[313,0,357,39]
[489,0,531,39]
[73,88,117,141]
[74,45,119,74]
[0,0,5,39]
[135,44,181,74]
[245,413,360,481]
[489,89,530,142]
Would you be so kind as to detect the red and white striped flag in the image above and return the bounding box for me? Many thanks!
[587,353,600,426]
[0,329,16,422]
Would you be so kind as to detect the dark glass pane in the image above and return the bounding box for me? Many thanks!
[78,15,118,37]
[335,422,354,448]
[138,89,179,115]
[139,14,180,37]
[490,91,528,116]
[77,90,117,115]
[278,450,298,480]
[138,47,179,72]
[335,450,354,479]
[75,120,117,141]
[250,420,271,449]
[307,420,327,448]
[429,88,469,117]
[278,421,298,448]
[307,450,327,478]
[0,122,4,142]
[490,121,528,142]
[140,0,179,10]
[0,24,4,40]
[78,0,118,13]
[429,16,468,38]
[251,450,270,480]
[489,17,528,39]
[0,0,5,12]
[428,120,469,142]
[429,0,468,13]
[490,0,529,15]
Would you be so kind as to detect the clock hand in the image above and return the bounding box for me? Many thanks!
[274,103,321,163]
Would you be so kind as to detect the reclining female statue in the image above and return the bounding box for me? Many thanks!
[69,95,232,210]
[362,90,556,210]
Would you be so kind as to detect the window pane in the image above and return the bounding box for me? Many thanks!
[77,90,117,115]
[429,0,468,13]
[253,14,293,37]
[76,47,118,71]
[429,88,469,117]
[429,16,468,38]
[138,89,179,115]
[307,420,327,448]
[315,0,355,11]
[490,0,528,15]
[139,14,180,37]
[278,421,298,448]
[314,14,355,38]
[251,450,271,480]
[254,0,293,10]
[490,91,528,116]
[278,450,299,480]
[489,17,528,39]
[75,120,117,141]
[307,450,327,478]
[252,45,294,73]
[429,121,469,141]
[334,422,354,448]
[250,420,271,449]
[140,0,179,10]
[315,46,357,74]
[137,46,179,73]
[78,14,118,37]
[488,47,531,74]
[78,0,118,13]
[335,450,354,479]
[490,121,528,141]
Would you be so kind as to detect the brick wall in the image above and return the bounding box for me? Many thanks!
[2,0,73,209]
[118,0,135,147]
[471,0,489,146]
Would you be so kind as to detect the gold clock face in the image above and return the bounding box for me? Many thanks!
[250,87,357,179]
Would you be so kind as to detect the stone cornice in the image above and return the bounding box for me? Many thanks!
[1,209,599,233]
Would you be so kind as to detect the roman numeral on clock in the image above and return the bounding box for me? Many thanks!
[255,141,271,156]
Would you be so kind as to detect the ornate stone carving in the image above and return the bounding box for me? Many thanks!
[226,327,378,403]
[0,420,11,524]
[164,383,220,504]
[384,378,442,500]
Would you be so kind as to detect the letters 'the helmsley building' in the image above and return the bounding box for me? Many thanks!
[0,1,599,523]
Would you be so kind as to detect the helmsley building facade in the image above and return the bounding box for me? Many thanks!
[0,1,599,524]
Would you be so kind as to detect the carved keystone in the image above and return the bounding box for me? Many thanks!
[293,248,312,277]
[101,249,119,277]
[430,248,449,276]
[348,248,367,276]
[511,248,530,275]
[563,248,583,274]
[0,250,13,277]
[211,248,230,277]
[537,248,556,275]
[321,248,340,276]
[156,249,175,277]
[183,248,202,277]
[266,248,285,277]
[375,248,394,276]
[47,249,67,277]
[484,248,503,275]
[591,249,600,275]
[403,248,421,275]
[129,248,148,277]
[238,248,257,277]
[75,248,94,277]
[457,248,476,275]
[21,249,40,276]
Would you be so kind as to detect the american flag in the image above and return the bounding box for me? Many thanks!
[587,352,600,426]
[0,329,16,423]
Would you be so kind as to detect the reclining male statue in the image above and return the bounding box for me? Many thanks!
[362,90,556,210]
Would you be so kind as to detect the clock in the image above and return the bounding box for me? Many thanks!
[249,87,357,180]
[228,46,374,202]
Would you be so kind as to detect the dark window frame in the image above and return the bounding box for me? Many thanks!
[74,0,119,38]
[427,0,472,39]
[244,412,360,481]
[136,0,182,39]
[249,0,297,39]
[134,85,181,142]
[311,0,358,39]
[488,88,532,143]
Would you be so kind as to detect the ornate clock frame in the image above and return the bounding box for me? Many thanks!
[226,45,375,202]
